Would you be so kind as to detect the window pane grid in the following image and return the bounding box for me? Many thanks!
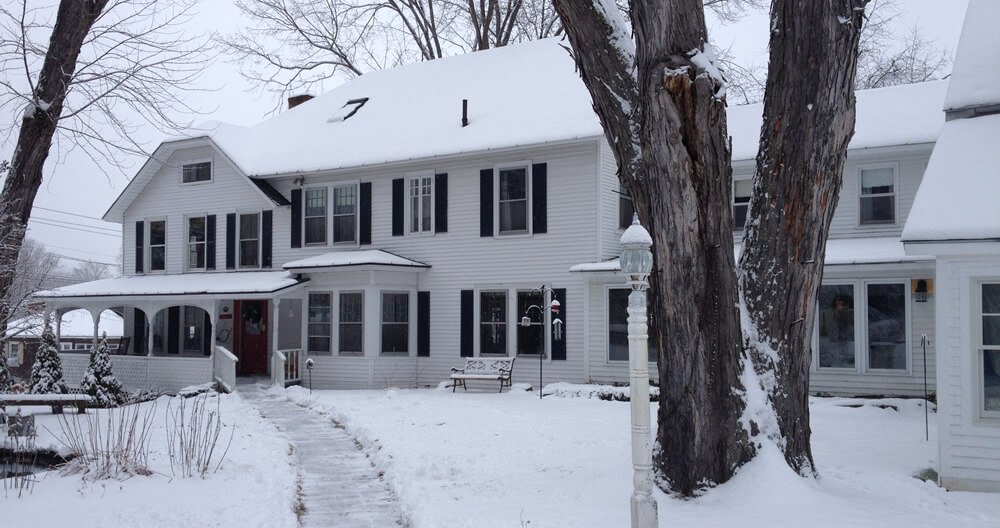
[305,188,327,245]
[333,185,356,243]
[381,292,409,354]
[981,284,1000,414]
[149,220,166,272]
[182,162,211,183]
[308,293,332,355]
[498,168,528,234]
[188,217,206,269]
[480,291,507,355]
[339,292,363,355]
[859,167,895,225]
[239,213,260,268]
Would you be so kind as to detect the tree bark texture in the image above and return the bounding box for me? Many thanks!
[738,0,868,474]
[555,0,752,495]
[0,1,108,326]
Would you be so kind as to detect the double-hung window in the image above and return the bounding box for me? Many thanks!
[607,287,656,362]
[619,190,635,230]
[498,167,529,234]
[182,162,211,184]
[239,213,260,268]
[733,179,753,229]
[480,291,507,355]
[816,281,908,372]
[333,185,357,243]
[187,216,207,270]
[980,283,1000,415]
[339,292,364,356]
[381,292,409,355]
[859,165,896,225]
[304,188,327,245]
[182,308,205,355]
[308,293,332,355]
[409,176,433,233]
[149,220,166,272]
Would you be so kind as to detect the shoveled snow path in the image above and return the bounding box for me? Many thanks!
[240,381,405,528]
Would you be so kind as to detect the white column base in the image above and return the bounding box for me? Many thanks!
[631,492,658,528]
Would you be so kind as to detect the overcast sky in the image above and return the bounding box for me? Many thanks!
[2,0,970,276]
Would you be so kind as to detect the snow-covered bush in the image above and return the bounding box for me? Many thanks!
[81,332,125,406]
[29,323,66,395]
[0,348,12,392]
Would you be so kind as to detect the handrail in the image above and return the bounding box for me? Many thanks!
[274,350,287,362]
[275,348,302,386]
[216,345,238,363]
[213,345,239,393]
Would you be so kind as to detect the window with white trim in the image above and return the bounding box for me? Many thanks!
[333,185,357,243]
[859,165,896,225]
[618,190,634,230]
[516,290,544,356]
[149,220,166,272]
[480,290,507,355]
[816,280,908,371]
[182,162,212,183]
[339,292,363,356]
[979,283,1000,415]
[381,292,409,355]
[187,216,207,270]
[6,342,21,366]
[239,213,260,268]
[409,176,433,233]
[182,308,205,355]
[307,293,332,355]
[497,167,529,235]
[304,188,327,245]
[733,179,752,229]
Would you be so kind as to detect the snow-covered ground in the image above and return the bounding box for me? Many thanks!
[3,393,298,528]
[285,385,1000,528]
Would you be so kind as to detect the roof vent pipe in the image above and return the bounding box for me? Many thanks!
[288,94,314,109]
[462,99,469,127]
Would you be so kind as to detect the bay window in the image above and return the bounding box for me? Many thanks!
[339,292,364,356]
[381,292,409,355]
[308,293,332,355]
[816,280,909,372]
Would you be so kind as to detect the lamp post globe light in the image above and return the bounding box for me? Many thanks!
[620,213,658,528]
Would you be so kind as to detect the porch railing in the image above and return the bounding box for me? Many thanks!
[273,348,303,387]
[213,345,238,393]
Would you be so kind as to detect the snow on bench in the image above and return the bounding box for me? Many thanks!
[450,358,515,393]
[0,394,93,414]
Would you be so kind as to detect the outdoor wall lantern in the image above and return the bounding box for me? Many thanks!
[520,289,562,400]
[914,279,929,303]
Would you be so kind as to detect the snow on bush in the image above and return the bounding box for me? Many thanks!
[81,332,125,407]
[0,347,12,392]
[543,382,658,401]
[53,401,156,480]
[29,323,67,395]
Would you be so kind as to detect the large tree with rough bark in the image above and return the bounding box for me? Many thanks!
[552,0,868,495]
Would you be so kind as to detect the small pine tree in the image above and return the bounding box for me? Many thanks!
[0,346,12,392]
[30,322,67,394]
[81,332,125,406]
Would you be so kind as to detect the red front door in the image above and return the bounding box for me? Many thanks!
[235,300,269,375]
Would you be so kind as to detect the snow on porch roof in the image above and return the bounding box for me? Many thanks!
[570,237,932,272]
[34,271,305,299]
[283,249,429,271]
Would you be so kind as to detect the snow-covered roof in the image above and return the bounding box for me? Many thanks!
[728,80,947,162]
[189,38,603,177]
[902,113,1000,242]
[34,271,304,299]
[283,250,429,271]
[6,310,123,338]
[570,237,931,272]
[943,0,1000,112]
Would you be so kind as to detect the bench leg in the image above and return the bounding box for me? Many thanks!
[51,405,63,415]
[77,404,87,414]
[452,380,457,393]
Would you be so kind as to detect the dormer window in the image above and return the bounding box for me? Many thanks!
[327,97,369,123]
[182,162,212,183]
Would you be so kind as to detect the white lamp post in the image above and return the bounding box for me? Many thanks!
[620,214,658,528]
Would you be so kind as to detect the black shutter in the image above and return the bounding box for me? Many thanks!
[360,182,372,244]
[418,291,430,357]
[134,221,144,273]
[460,289,474,357]
[391,178,404,236]
[480,169,493,237]
[225,213,236,270]
[551,288,566,360]
[132,308,145,355]
[532,163,547,234]
[202,310,213,356]
[206,215,216,270]
[434,173,448,233]
[290,188,302,248]
[262,210,273,268]
[167,306,180,355]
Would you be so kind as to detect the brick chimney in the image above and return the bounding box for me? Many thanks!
[288,94,314,109]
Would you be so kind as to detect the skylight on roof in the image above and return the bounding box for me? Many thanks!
[327,97,369,123]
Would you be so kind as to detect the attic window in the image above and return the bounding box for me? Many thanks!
[327,97,369,123]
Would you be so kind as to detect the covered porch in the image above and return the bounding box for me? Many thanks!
[35,271,309,393]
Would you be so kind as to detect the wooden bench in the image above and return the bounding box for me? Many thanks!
[450,358,515,393]
[0,394,93,414]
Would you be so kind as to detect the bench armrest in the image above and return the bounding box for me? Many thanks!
[451,367,465,373]
[498,367,512,377]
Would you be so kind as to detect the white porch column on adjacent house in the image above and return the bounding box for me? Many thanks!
[54,307,62,342]
[271,297,281,358]
[91,307,101,349]
[210,299,218,357]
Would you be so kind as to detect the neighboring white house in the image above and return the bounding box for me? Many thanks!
[902,0,1000,493]
[36,37,945,399]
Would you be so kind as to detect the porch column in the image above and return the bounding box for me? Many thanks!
[55,307,62,342]
[271,297,281,366]
[145,307,159,357]
[91,307,101,349]
[210,299,218,357]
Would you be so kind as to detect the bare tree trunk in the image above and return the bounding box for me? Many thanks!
[0,0,108,326]
[555,0,752,495]
[738,0,868,474]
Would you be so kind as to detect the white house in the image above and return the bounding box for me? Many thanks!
[902,0,1000,493]
[36,38,945,399]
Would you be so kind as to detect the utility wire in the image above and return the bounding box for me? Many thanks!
[29,219,121,237]
[32,215,120,234]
